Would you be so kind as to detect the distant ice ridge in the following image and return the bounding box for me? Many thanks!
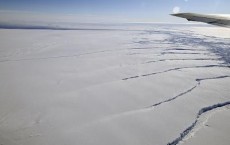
[0,22,124,30]
[0,22,203,31]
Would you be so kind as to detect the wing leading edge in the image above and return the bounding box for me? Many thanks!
[171,13,230,28]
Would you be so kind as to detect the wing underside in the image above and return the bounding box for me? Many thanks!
[171,13,230,28]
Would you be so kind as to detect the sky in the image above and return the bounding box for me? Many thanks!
[0,0,230,23]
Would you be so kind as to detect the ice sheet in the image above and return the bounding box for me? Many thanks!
[0,24,229,145]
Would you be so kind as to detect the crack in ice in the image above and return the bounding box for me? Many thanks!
[161,52,210,55]
[148,85,198,108]
[77,75,230,132]
[147,75,230,108]
[122,65,229,81]
[0,49,125,63]
[145,58,219,64]
[167,101,230,145]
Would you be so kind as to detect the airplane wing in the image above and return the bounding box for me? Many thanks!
[171,13,230,28]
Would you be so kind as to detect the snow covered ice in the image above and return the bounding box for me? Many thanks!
[0,24,230,145]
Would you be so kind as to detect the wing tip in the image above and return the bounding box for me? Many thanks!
[170,13,192,16]
[170,13,179,16]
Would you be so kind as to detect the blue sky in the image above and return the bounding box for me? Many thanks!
[0,0,230,23]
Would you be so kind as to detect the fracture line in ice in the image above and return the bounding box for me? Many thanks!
[147,75,230,108]
[122,65,229,81]
[167,101,230,145]
[76,76,230,132]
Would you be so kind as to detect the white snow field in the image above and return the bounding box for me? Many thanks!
[0,24,230,145]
